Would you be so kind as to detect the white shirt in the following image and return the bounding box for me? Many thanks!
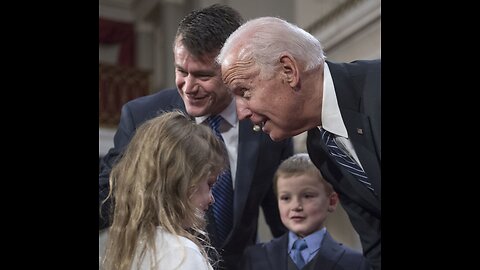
[320,62,363,169]
[196,98,239,188]
[134,228,213,270]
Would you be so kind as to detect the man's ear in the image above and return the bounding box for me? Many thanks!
[279,53,299,88]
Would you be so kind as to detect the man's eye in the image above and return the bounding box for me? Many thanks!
[236,89,244,96]
[177,70,187,76]
[242,89,251,99]
[198,75,211,81]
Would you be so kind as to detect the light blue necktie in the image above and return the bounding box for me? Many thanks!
[320,128,375,193]
[206,115,234,245]
[291,238,308,269]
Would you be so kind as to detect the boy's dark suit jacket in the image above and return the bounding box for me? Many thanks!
[99,88,293,269]
[307,60,381,269]
[240,231,370,270]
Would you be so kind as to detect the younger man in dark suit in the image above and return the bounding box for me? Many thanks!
[240,153,370,270]
[99,5,292,270]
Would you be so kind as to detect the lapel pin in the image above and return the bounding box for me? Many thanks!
[357,128,363,135]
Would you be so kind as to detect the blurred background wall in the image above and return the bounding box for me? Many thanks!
[99,0,381,252]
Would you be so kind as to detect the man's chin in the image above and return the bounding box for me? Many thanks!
[267,130,288,142]
[185,107,207,117]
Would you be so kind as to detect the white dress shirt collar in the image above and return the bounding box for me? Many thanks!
[195,97,238,127]
[321,62,349,139]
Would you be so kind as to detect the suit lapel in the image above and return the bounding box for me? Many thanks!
[340,109,381,201]
[266,234,289,270]
[313,232,344,270]
[307,128,379,218]
[328,62,381,200]
[232,119,261,228]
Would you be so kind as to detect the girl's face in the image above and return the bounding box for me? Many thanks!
[190,176,216,213]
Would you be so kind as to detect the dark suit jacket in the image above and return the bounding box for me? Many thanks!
[240,231,370,270]
[99,88,293,269]
[307,60,381,270]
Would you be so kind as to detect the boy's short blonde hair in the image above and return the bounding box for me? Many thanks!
[273,153,333,195]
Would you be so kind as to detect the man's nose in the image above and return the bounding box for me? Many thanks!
[184,75,198,94]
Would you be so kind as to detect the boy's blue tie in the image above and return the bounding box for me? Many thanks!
[292,238,308,269]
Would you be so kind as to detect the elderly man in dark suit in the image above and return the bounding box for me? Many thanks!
[218,16,380,270]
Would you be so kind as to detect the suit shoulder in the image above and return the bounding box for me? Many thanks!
[340,244,363,256]
[245,236,280,254]
[327,59,380,72]
[245,242,268,253]
[324,233,364,258]
[125,88,179,107]
[338,244,369,265]
[119,88,183,124]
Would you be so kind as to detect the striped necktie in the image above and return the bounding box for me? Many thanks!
[320,128,375,193]
[206,115,234,245]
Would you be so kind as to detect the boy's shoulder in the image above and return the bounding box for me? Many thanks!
[247,233,288,253]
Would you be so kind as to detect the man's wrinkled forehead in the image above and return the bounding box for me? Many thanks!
[222,61,258,91]
[220,44,249,73]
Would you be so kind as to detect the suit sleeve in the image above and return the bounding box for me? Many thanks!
[239,245,254,270]
[260,137,293,237]
[99,104,136,230]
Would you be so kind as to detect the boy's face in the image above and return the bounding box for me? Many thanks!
[276,174,337,238]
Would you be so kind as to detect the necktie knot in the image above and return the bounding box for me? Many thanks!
[293,238,307,251]
[206,115,223,138]
[292,238,308,269]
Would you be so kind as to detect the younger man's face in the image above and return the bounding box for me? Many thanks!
[174,39,232,117]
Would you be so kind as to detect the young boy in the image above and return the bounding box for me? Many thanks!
[239,153,370,270]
